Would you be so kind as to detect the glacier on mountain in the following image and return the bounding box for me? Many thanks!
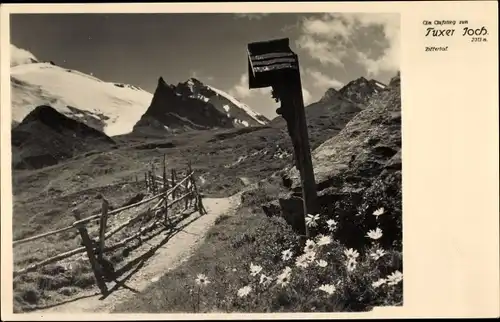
[11,62,153,136]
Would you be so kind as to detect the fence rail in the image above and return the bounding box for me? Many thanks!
[12,171,194,247]
[13,158,207,295]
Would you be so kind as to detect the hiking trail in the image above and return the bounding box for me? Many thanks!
[35,190,246,314]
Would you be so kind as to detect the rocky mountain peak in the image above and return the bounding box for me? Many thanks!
[158,76,168,88]
[339,76,387,107]
[389,71,400,88]
[133,75,268,135]
[319,88,341,103]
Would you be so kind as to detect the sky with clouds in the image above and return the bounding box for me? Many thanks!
[10,12,399,120]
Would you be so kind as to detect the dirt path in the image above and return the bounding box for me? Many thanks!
[36,192,244,314]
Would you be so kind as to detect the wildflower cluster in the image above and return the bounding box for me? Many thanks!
[191,206,402,312]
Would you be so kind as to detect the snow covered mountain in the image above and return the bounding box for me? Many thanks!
[10,46,153,136]
[133,77,269,135]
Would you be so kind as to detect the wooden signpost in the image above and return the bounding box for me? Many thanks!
[247,38,318,238]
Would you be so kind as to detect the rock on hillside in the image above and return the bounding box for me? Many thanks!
[11,105,115,170]
[288,78,400,186]
[269,75,388,133]
[133,77,268,135]
[264,73,402,250]
[269,85,361,128]
[268,80,363,155]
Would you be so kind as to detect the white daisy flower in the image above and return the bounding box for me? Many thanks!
[281,248,293,261]
[366,227,383,240]
[373,207,385,218]
[316,234,333,246]
[249,263,263,276]
[237,285,252,298]
[304,251,316,263]
[259,274,273,287]
[370,249,386,261]
[326,219,338,231]
[316,259,328,268]
[346,258,357,272]
[295,254,310,269]
[304,239,317,253]
[305,213,320,227]
[386,270,403,286]
[344,248,360,260]
[276,267,292,287]
[372,278,387,288]
[317,284,336,295]
[195,273,210,286]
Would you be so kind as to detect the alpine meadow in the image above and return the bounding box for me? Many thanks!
[9,12,403,313]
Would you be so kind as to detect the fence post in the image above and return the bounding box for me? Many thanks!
[171,169,176,199]
[72,209,108,295]
[98,198,109,262]
[148,170,153,194]
[184,166,189,210]
[162,154,167,191]
[187,162,197,211]
[152,163,157,194]
[187,163,206,215]
[144,172,148,192]
[163,194,169,227]
[174,169,179,197]
[186,162,194,208]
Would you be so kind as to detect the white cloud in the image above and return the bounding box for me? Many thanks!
[339,13,400,77]
[302,15,352,40]
[234,13,270,20]
[296,13,400,78]
[228,73,271,99]
[296,35,347,67]
[190,70,215,83]
[229,73,252,99]
[302,87,312,105]
[306,68,344,90]
[10,44,38,67]
[229,73,311,106]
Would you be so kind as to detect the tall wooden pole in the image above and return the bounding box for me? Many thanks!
[273,67,318,239]
[247,37,318,239]
[291,71,318,239]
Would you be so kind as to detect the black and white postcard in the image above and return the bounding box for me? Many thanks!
[1,1,498,320]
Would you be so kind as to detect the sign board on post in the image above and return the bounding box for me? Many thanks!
[247,38,319,239]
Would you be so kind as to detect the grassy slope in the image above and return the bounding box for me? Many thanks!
[11,126,284,312]
[111,86,403,313]
[113,184,402,313]
[11,95,365,312]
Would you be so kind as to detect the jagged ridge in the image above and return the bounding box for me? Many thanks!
[133,77,269,134]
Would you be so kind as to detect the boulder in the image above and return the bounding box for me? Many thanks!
[268,73,402,250]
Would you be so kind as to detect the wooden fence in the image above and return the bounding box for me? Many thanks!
[13,159,206,296]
